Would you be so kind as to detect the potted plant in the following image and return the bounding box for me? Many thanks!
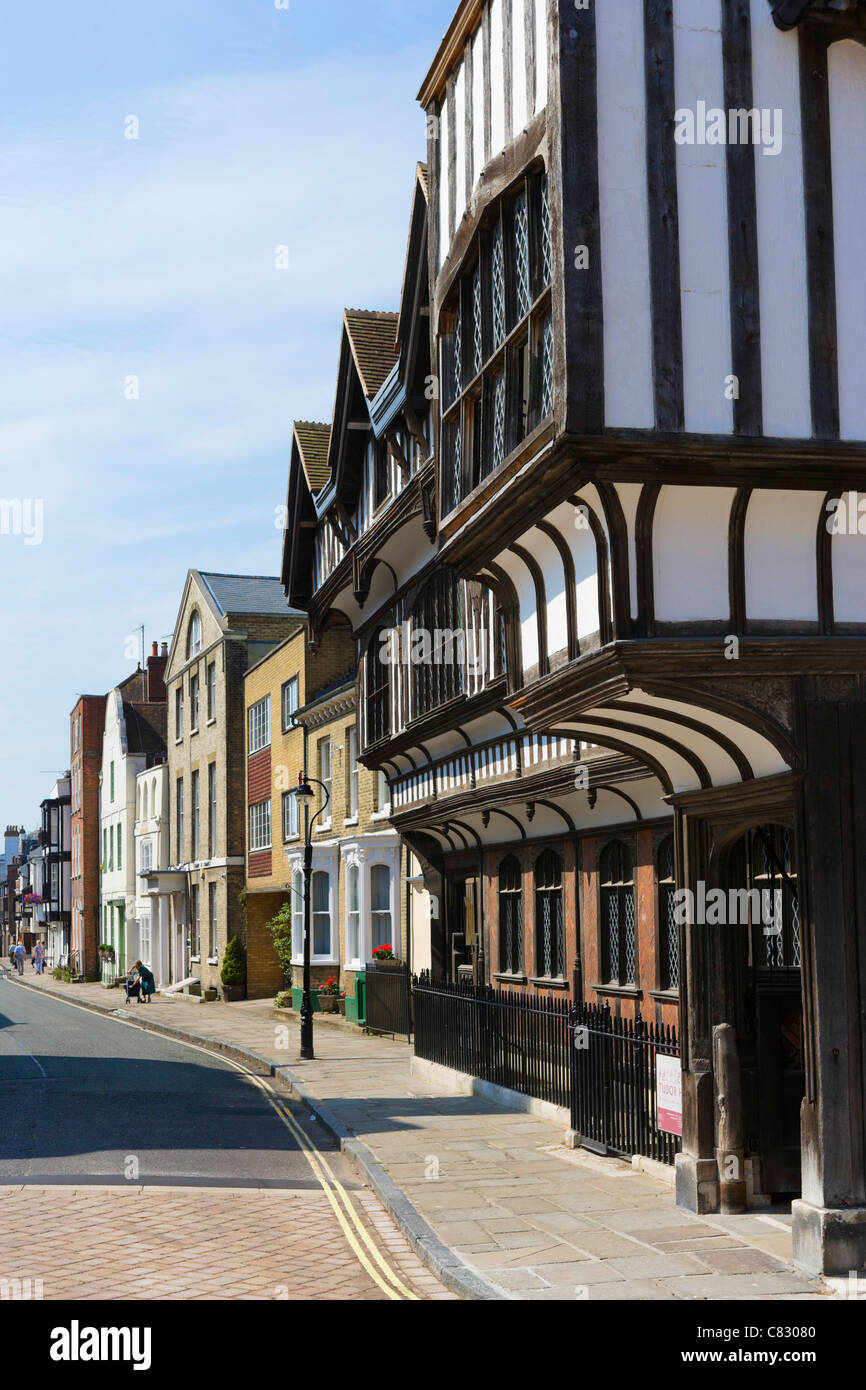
[371,944,403,970]
[337,990,347,1017]
[220,935,247,1002]
[318,976,341,1013]
[97,942,115,963]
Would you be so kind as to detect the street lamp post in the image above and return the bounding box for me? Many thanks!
[291,771,330,1061]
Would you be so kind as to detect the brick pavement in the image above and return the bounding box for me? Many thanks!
[5,973,839,1302]
[0,1185,454,1301]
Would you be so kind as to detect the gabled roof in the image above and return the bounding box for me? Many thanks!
[294,422,331,496]
[343,310,399,400]
[199,572,295,619]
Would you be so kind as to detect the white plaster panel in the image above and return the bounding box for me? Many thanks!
[672,0,734,434]
[829,41,866,442]
[597,0,654,428]
[750,0,812,438]
[472,25,485,189]
[653,485,735,621]
[454,61,467,227]
[744,489,823,621]
[535,0,547,112]
[512,0,528,136]
[490,0,506,158]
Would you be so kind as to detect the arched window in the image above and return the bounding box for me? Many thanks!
[366,629,391,744]
[498,855,523,975]
[370,864,392,952]
[733,823,800,971]
[600,840,636,986]
[411,572,465,718]
[143,782,149,820]
[534,849,564,980]
[187,610,202,658]
[657,835,678,991]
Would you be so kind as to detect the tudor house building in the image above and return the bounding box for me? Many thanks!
[284,0,866,1276]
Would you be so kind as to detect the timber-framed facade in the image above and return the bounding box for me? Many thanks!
[284,0,866,1276]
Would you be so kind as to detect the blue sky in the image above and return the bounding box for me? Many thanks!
[0,0,454,820]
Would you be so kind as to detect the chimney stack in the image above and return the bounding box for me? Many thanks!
[146,645,168,704]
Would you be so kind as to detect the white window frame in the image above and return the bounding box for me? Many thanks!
[248,696,271,755]
[318,737,332,830]
[188,610,202,658]
[206,661,216,721]
[249,799,272,852]
[282,789,299,842]
[287,846,339,966]
[282,675,299,733]
[190,671,200,732]
[175,686,184,741]
[346,726,359,822]
[370,862,393,954]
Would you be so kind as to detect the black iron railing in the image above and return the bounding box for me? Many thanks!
[571,1002,681,1166]
[365,964,413,1039]
[411,976,681,1165]
[413,972,572,1108]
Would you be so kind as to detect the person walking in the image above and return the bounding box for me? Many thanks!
[33,941,45,976]
[14,940,26,976]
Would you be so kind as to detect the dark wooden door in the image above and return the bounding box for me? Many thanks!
[448,875,478,981]
[755,976,804,1196]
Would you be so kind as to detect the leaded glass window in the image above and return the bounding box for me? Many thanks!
[472,265,484,378]
[492,223,506,348]
[411,572,465,718]
[498,855,523,974]
[540,314,554,419]
[534,849,564,979]
[601,840,636,986]
[492,372,506,471]
[540,173,552,287]
[657,835,679,992]
[513,191,531,320]
[453,301,463,400]
[748,824,800,971]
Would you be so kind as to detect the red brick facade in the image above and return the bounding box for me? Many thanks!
[70,694,106,979]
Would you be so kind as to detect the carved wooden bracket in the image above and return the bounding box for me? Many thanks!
[421,476,438,542]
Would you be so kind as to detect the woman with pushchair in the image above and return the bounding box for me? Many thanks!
[125,960,156,1004]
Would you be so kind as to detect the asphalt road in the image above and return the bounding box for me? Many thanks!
[0,970,348,1189]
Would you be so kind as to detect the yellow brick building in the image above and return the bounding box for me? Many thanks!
[244,624,410,1020]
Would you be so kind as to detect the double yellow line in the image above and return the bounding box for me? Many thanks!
[7,978,420,1300]
[129,1027,420,1302]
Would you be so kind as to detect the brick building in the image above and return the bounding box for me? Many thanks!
[99,650,168,980]
[243,570,411,1017]
[158,571,303,997]
[70,695,106,978]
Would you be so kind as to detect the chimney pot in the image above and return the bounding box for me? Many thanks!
[152,641,158,656]
[161,642,168,657]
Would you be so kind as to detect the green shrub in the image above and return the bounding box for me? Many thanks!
[53,966,74,982]
[220,935,246,987]
[266,901,293,988]
[275,990,293,1010]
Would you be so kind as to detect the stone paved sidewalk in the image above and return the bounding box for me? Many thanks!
[9,972,836,1301]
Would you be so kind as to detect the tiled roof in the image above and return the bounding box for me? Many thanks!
[294,422,331,495]
[198,572,301,618]
[344,310,399,399]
